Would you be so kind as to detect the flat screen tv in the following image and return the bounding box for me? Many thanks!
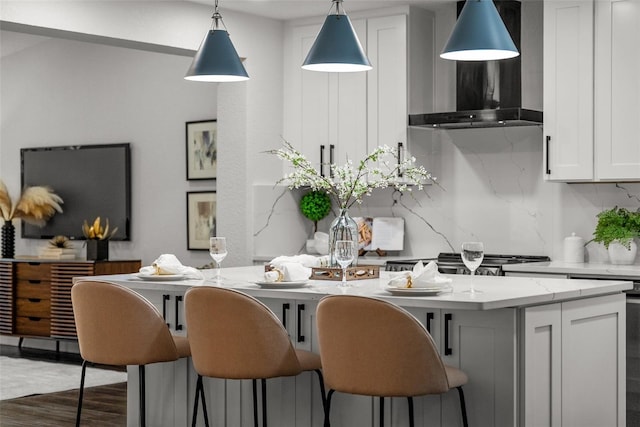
[21,143,131,240]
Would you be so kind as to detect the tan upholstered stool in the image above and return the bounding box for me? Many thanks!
[185,286,326,427]
[316,294,469,427]
[71,280,191,427]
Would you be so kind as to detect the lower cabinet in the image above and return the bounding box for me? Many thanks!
[522,293,626,427]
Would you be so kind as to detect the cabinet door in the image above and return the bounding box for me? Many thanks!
[522,303,562,427]
[561,294,626,427]
[543,0,594,181]
[367,15,408,163]
[441,309,516,427]
[0,262,14,334]
[594,0,640,180]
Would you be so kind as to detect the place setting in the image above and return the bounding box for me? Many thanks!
[384,260,453,297]
[133,254,205,282]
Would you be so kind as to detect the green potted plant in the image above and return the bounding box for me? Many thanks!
[299,190,331,254]
[592,206,640,264]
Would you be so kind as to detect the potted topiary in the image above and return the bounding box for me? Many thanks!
[592,206,640,265]
[299,190,331,254]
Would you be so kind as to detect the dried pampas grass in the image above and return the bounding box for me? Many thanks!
[0,179,64,226]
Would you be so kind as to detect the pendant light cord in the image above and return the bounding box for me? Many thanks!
[329,0,346,17]
[211,0,228,32]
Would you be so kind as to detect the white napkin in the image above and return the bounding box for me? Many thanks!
[139,254,204,279]
[264,262,310,282]
[269,254,329,268]
[388,261,452,289]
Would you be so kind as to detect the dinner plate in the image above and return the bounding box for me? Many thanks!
[254,280,309,289]
[135,273,186,281]
[385,287,443,296]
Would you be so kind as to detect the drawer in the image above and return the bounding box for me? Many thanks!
[16,297,51,318]
[15,316,51,336]
[16,280,51,299]
[16,262,51,280]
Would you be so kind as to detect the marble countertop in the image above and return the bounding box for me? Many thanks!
[502,261,640,279]
[78,265,633,311]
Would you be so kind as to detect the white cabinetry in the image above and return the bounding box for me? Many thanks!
[544,0,640,182]
[283,8,433,175]
[522,294,626,427]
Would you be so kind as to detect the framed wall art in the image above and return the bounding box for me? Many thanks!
[187,191,216,250]
[186,119,217,180]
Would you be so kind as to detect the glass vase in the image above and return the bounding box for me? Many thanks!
[329,209,358,266]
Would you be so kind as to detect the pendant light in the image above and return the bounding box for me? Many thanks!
[185,0,249,82]
[302,0,372,72]
[441,0,519,61]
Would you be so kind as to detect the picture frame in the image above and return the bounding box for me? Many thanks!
[186,119,217,180]
[187,191,216,250]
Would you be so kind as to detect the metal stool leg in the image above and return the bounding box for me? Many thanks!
[200,377,210,427]
[139,365,146,427]
[192,375,210,427]
[75,360,88,427]
[314,369,327,415]
[261,378,268,427]
[457,386,469,427]
[407,396,414,427]
[252,379,259,427]
[379,396,385,427]
[324,389,335,427]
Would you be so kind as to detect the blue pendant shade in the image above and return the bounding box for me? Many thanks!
[302,13,372,72]
[441,0,519,61]
[185,5,249,82]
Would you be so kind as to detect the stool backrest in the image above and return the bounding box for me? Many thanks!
[317,295,450,397]
[185,287,302,379]
[71,280,180,366]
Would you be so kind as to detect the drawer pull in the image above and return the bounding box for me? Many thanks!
[297,304,305,343]
[28,317,42,322]
[28,298,41,303]
[28,280,42,284]
[28,262,42,266]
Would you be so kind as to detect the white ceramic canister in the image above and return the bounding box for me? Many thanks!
[564,232,585,263]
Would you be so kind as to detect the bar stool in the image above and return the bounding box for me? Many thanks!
[185,286,326,427]
[71,280,191,427]
[316,295,469,427]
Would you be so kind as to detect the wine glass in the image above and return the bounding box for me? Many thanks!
[461,242,484,294]
[334,240,355,287]
[209,237,227,285]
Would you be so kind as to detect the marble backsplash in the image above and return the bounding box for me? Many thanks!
[254,126,640,264]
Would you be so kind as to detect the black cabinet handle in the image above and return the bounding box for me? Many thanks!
[28,280,41,284]
[397,142,404,178]
[329,144,335,178]
[28,317,41,321]
[28,298,41,303]
[426,312,434,334]
[545,135,551,175]
[320,145,325,177]
[444,313,452,355]
[282,303,290,330]
[175,295,183,331]
[162,294,170,328]
[28,262,41,266]
[297,304,305,343]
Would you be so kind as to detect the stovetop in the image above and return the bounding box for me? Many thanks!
[385,253,551,275]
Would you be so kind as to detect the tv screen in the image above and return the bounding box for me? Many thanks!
[21,143,131,240]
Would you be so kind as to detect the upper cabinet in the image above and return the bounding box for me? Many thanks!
[544,0,640,182]
[283,7,434,176]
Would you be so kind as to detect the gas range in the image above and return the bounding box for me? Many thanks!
[385,253,551,276]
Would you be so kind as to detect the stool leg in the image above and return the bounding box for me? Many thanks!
[314,370,327,414]
[261,378,268,427]
[407,397,414,427]
[75,360,88,427]
[192,375,201,427]
[139,365,146,427]
[457,386,469,427]
[324,389,335,427]
[252,379,259,427]
[200,377,210,427]
[379,396,384,427]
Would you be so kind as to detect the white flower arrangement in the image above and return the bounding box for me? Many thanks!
[269,141,436,210]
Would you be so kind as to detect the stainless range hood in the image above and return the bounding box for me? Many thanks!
[409,1,543,129]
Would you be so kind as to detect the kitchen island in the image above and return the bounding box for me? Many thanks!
[76,266,632,427]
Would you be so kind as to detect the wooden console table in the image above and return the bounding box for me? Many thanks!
[0,259,141,342]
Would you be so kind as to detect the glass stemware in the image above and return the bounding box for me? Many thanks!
[335,240,355,287]
[461,241,484,294]
[209,237,227,285]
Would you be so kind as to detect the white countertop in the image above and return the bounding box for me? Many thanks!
[502,261,640,279]
[78,265,633,311]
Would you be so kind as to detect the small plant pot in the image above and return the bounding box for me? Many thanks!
[86,240,109,261]
[607,240,637,265]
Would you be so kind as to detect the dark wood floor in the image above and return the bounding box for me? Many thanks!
[0,345,126,426]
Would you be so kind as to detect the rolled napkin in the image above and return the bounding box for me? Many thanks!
[139,254,204,279]
[264,262,310,282]
[269,254,329,268]
[388,261,452,289]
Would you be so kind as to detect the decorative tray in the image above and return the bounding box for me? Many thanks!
[310,265,380,281]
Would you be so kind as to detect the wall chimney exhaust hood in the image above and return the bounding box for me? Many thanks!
[409,0,543,129]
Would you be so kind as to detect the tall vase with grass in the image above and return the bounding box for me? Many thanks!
[269,141,436,266]
[592,206,640,265]
[0,180,64,259]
